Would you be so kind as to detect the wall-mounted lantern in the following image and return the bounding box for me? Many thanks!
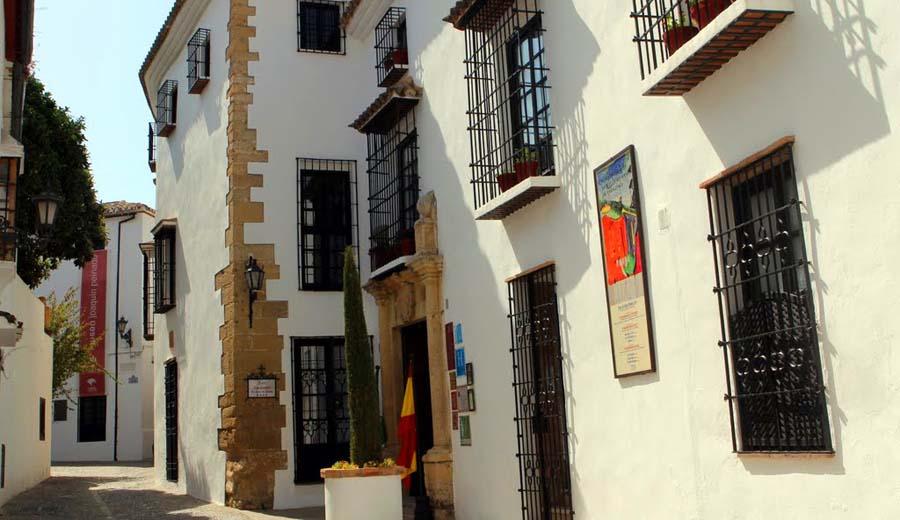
[32,191,61,235]
[245,256,265,328]
[117,316,133,349]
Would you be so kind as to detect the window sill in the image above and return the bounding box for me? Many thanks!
[736,450,835,458]
[154,304,176,315]
[642,0,794,96]
[474,175,561,221]
[369,255,414,281]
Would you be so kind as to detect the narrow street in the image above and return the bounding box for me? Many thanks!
[0,464,325,520]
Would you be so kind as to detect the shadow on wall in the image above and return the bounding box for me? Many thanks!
[686,0,888,173]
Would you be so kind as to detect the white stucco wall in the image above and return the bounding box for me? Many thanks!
[247,0,381,509]
[0,276,52,507]
[37,212,155,463]
[392,1,900,518]
[148,0,230,505]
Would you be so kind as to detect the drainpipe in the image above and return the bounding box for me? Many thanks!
[113,213,136,461]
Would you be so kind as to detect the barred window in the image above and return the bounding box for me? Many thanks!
[147,123,157,173]
[39,398,46,441]
[78,396,106,443]
[187,28,211,94]
[297,158,358,291]
[460,0,555,210]
[507,264,573,519]
[53,399,68,422]
[0,158,18,262]
[153,226,176,314]
[705,139,832,453]
[292,337,349,483]
[156,80,177,137]
[140,242,156,339]
[297,1,345,54]
[375,7,408,88]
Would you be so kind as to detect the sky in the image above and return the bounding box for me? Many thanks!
[32,1,174,208]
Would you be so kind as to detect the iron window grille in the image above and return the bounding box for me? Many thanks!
[77,396,107,443]
[153,228,176,313]
[366,109,419,272]
[291,337,350,483]
[156,80,178,137]
[39,398,46,441]
[53,399,68,422]
[297,0,346,54]
[147,123,157,173]
[507,264,574,519]
[187,28,211,94]
[375,7,408,88]
[463,0,555,210]
[705,141,832,453]
[140,242,156,340]
[631,0,735,81]
[164,359,178,482]
[0,158,18,262]
[297,158,359,291]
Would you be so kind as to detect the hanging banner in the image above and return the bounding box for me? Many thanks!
[593,147,657,378]
[79,250,108,396]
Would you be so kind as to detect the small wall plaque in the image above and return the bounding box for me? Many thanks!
[247,365,277,399]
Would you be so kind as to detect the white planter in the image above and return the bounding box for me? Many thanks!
[321,467,404,520]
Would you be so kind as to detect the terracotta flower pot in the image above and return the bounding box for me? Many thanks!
[391,49,408,66]
[664,26,699,55]
[498,172,518,192]
[690,0,731,29]
[514,160,540,183]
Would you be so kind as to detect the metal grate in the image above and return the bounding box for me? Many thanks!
[374,7,408,88]
[187,28,211,94]
[705,142,832,452]
[464,0,555,210]
[155,80,177,137]
[140,242,156,340]
[164,359,178,482]
[147,123,157,173]
[297,0,346,54]
[153,229,176,313]
[291,337,350,483]
[631,0,735,80]
[53,399,68,422]
[507,264,573,520]
[0,158,18,262]
[365,108,419,272]
[296,158,359,291]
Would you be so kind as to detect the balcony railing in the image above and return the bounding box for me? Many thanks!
[147,123,157,173]
[632,0,794,95]
[187,28,211,94]
[375,7,408,88]
[156,80,177,137]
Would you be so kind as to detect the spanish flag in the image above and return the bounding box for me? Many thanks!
[397,363,417,490]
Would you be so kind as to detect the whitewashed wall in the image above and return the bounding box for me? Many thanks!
[37,212,155,463]
[149,0,229,504]
[0,277,52,507]
[394,0,900,518]
[247,0,380,509]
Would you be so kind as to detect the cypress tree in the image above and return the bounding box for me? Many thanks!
[343,246,381,465]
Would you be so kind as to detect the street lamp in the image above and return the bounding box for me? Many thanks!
[245,256,264,328]
[32,191,61,235]
[116,316,133,349]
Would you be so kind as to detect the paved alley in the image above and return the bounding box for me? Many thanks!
[0,464,324,520]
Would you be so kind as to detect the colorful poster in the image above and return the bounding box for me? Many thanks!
[594,147,656,378]
[79,250,108,396]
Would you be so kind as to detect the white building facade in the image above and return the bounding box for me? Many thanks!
[141,0,900,518]
[36,202,156,463]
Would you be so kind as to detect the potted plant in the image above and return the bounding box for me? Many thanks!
[689,0,730,29]
[497,171,518,192]
[391,48,408,67]
[662,11,698,55]
[513,148,541,183]
[321,248,405,519]
[400,229,416,256]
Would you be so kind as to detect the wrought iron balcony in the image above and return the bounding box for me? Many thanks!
[147,123,157,173]
[187,28,211,94]
[375,8,408,88]
[632,0,794,96]
[155,80,177,137]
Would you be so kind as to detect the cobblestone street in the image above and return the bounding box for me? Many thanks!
[0,464,325,520]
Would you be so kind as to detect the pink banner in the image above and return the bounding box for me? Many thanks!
[79,250,107,397]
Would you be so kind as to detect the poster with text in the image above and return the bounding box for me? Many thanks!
[594,147,656,377]
[79,249,108,396]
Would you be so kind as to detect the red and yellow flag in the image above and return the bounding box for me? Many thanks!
[397,364,417,490]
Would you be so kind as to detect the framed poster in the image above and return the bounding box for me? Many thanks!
[467,388,476,412]
[465,363,474,386]
[593,146,657,378]
[459,415,472,446]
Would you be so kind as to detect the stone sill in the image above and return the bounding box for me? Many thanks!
[736,450,835,459]
[643,0,794,96]
[369,255,414,281]
[474,175,561,221]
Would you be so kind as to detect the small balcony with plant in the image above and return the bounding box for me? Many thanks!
[631,0,794,95]
[375,7,408,88]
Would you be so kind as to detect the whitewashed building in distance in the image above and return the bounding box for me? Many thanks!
[37,201,156,463]
[140,0,900,518]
